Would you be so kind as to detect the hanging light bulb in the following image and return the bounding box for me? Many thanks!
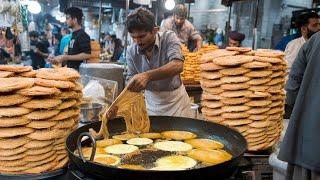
[27,0,41,14]
[165,0,175,10]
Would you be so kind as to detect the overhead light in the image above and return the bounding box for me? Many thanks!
[165,0,175,10]
[27,0,41,14]
[133,0,151,5]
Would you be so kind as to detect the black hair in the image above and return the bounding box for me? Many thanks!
[296,12,319,30]
[29,31,39,38]
[173,4,187,18]
[126,7,156,33]
[65,7,83,25]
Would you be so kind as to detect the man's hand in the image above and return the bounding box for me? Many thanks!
[48,55,66,64]
[127,73,150,92]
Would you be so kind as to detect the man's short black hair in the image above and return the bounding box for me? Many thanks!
[29,31,39,38]
[173,4,187,18]
[296,12,319,29]
[126,7,156,33]
[65,7,83,25]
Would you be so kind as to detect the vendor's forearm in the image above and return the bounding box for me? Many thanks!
[64,53,91,61]
[145,60,183,81]
[196,38,202,50]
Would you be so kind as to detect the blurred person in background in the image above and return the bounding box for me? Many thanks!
[29,31,48,69]
[59,27,72,55]
[53,33,62,56]
[111,38,124,62]
[161,4,202,51]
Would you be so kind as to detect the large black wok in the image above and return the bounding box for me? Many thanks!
[66,116,247,180]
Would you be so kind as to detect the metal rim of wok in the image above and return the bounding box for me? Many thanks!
[66,116,247,179]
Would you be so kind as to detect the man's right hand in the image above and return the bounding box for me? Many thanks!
[127,72,150,92]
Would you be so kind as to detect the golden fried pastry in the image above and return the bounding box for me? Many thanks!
[94,154,120,166]
[200,79,223,88]
[96,138,123,148]
[244,70,273,78]
[57,91,78,99]
[36,68,80,81]
[248,120,270,128]
[35,78,76,89]
[0,65,32,72]
[232,125,250,133]
[220,97,250,105]
[220,83,249,90]
[212,55,253,66]
[202,107,223,116]
[221,112,250,119]
[0,77,34,92]
[53,118,75,129]
[0,146,27,156]
[104,144,139,154]
[200,62,223,71]
[53,156,68,170]
[26,120,57,129]
[201,93,224,100]
[226,46,252,52]
[254,56,282,63]
[56,99,77,110]
[222,105,250,112]
[0,127,34,138]
[0,107,31,117]
[79,147,106,158]
[20,98,62,109]
[154,141,192,152]
[154,155,197,170]
[139,132,162,139]
[245,100,272,107]
[0,71,14,78]
[246,77,272,85]
[219,67,250,76]
[0,116,30,127]
[0,152,26,161]
[204,115,224,123]
[222,119,253,126]
[49,108,79,121]
[249,114,268,121]
[221,76,251,84]
[0,136,30,149]
[17,86,61,96]
[255,49,284,58]
[112,133,137,141]
[25,145,53,156]
[72,82,83,91]
[202,87,224,95]
[265,77,285,86]
[246,107,271,114]
[185,138,224,150]
[25,153,57,168]
[161,131,197,140]
[220,90,252,98]
[248,85,270,91]
[18,70,37,78]
[201,100,223,109]
[24,109,60,120]
[200,72,222,80]
[23,160,57,174]
[27,129,65,140]
[187,149,232,165]
[242,61,272,69]
[23,140,54,149]
[0,94,31,107]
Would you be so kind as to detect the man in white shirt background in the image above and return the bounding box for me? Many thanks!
[285,12,320,72]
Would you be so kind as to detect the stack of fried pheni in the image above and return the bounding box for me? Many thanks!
[200,47,287,151]
[181,45,217,84]
[0,66,82,174]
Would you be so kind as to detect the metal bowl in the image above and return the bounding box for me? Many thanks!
[80,103,103,123]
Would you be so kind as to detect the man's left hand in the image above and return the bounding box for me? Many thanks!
[127,73,150,92]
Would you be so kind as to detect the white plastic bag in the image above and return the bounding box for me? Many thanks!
[83,80,105,104]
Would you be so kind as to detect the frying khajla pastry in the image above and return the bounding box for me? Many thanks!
[90,88,150,139]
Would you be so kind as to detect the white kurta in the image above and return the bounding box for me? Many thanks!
[144,84,194,118]
[284,36,306,72]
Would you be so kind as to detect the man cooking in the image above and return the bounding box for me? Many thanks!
[125,7,193,118]
[160,4,202,52]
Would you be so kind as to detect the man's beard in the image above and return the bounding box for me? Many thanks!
[307,28,318,39]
